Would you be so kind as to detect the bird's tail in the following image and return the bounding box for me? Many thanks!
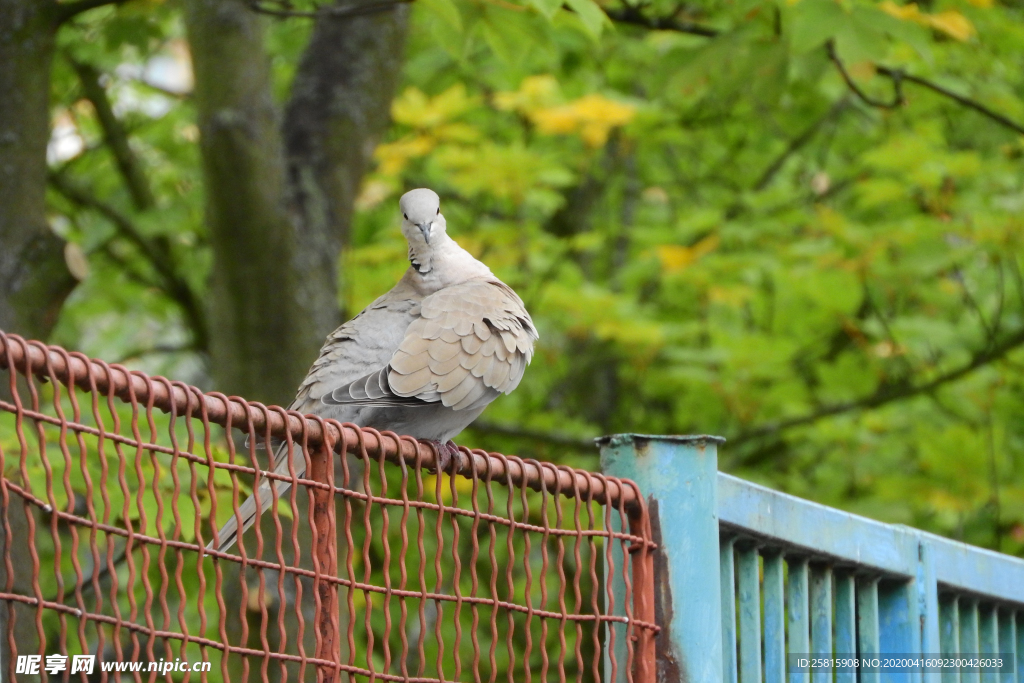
[207,443,305,554]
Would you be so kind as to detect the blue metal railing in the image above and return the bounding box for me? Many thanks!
[600,434,1024,683]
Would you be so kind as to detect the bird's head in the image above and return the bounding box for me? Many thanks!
[400,188,446,247]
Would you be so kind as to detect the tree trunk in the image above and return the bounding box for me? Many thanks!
[0,0,76,340]
[184,3,408,680]
[185,2,409,677]
[283,1,409,323]
[0,0,74,674]
[184,0,318,407]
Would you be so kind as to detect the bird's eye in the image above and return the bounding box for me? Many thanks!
[436,207,440,215]
[404,213,408,220]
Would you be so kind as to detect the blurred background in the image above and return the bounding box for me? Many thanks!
[2,0,1023,558]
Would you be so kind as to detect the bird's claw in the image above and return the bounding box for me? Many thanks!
[427,439,460,474]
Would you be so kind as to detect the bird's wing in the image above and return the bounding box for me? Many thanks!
[293,284,423,413]
[324,279,537,412]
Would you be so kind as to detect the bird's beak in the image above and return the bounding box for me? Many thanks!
[418,222,432,245]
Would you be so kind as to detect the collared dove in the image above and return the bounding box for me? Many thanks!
[211,188,537,552]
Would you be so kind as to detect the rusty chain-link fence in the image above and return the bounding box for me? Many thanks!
[0,332,656,683]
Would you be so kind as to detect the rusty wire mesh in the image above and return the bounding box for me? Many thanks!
[0,332,656,683]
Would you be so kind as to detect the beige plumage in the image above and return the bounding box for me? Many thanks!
[211,188,537,553]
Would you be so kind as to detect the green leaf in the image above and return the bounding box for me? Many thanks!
[832,5,890,64]
[420,0,464,34]
[481,20,521,66]
[787,0,847,53]
[563,0,610,39]
[527,0,563,20]
[749,39,790,107]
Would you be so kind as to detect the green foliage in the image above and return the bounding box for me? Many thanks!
[36,0,1024,583]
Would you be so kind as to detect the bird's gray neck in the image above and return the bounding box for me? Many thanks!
[406,233,492,291]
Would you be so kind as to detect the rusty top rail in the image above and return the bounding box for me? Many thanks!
[0,331,642,511]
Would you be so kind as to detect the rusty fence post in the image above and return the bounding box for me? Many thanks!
[310,436,339,683]
[628,505,657,683]
[600,434,726,683]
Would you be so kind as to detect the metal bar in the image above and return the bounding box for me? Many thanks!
[1015,612,1023,683]
[834,572,855,683]
[0,333,640,510]
[961,599,980,683]
[310,431,340,683]
[979,605,997,683]
[718,474,918,578]
[996,609,1014,683]
[879,579,919,683]
[722,537,737,683]
[920,539,942,683]
[788,557,809,683]
[810,564,832,683]
[926,535,1024,605]
[628,506,657,683]
[940,595,960,683]
[858,577,881,683]
[763,551,785,683]
[600,433,725,683]
[737,543,761,683]
[719,475,1024,602]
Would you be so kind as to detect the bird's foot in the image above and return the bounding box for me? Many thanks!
[426,439,461,474]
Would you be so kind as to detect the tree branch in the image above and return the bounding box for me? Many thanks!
[48,172,209,352]
[753,97,848,191]
[46,546,127,603]
[876,66,1024,137]
[94,242,163,290]
[67,56,155,210]
[827,40,904,109]
[731,324,1024,447]
[246,0,412,19]
[826,40,1024,136]
[132,78,192,100]
[602,5,719,36]
[579,8,1024,139]
[54,0,129,25]
[117,343,197,362]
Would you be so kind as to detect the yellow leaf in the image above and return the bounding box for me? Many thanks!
[926,11,975,41]
[434,122,482,143]
[390,87,429,125]
[879,0,922,21]
[355,179,394,211]
[530,93,636,148]
[708,284,754,307]
[848,61,876,82]
[656,234,720,272]
[494,75,562,113]
[879,1,975,41]
[642,186,668,203]
[580,122,612,147]
[373,135,435,175]
[531,106,581,134]
[570,94,636,127]
[391,84,479,128]
[966,0,992,7]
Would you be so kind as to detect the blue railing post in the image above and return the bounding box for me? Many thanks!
[600,434,726,683]
[917,537,941,683]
